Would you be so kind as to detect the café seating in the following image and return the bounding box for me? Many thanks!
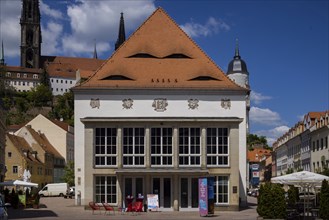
[89,202,102,214]
[103,203,115,215]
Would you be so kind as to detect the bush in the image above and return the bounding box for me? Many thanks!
[320,179,329,219]
[287,185,299,208]
[257,183,286,219]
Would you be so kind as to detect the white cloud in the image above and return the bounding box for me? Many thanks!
[0,0,21,58]
[63,0,156,56]
[250,106,282,126]
[255,126,290,146]
[42,22,63,55]
[40,0,63,19]
[251,91,272,105]
[180,17,230,38]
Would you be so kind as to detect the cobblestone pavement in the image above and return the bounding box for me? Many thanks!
[8,196,258,220]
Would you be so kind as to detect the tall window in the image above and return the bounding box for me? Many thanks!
[207,128,229,166]
[179,128,201,166]
[151,128,173,166]
[214,176,229,204]
[13,166,18,174]
[95,176,117,204]
[123,128,145,166]
[95,128,117,167]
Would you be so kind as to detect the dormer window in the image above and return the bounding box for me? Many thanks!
[33,74,38,79]
[17,73,20,78]
[24,74,27,78]
[101,75,133,80]
[128,53,157,58]
[189,76,220,81]
[163,53,191,59]
[6,72,11,77]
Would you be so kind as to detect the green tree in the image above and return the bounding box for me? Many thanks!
[61,161,75,186]
[320,179,329,219]
[247,134,270,149]
[27,84,53,107]
[40,68,51,88]
[257,182,286,219]
[50,91,74,125]
[321,167,329,177]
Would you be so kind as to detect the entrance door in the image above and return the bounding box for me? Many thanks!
[180,177,199,210]
[152,177,172,210]
[124,177,144,198]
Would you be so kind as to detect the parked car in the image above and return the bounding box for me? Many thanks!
[0,194,9,220]
[39,183,69,197]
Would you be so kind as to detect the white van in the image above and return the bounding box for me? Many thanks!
[38,183,69,197]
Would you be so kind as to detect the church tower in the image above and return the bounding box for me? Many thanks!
[227,39,250,132]
[20,0,41,68]
[115,13,126,51]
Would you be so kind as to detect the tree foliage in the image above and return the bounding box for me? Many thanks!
[287,185,299,208]
[247,134,270,149]
[61,161,75,187]
[49,91,74,126]
[257,183,286,219]
[320,179,329,219]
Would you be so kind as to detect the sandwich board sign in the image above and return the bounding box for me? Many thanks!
[147,194,159,211]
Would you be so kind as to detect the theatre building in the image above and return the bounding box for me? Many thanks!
[73,8,250,211]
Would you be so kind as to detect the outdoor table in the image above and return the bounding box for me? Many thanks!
[126,197,134,212]
[135,197,144,212]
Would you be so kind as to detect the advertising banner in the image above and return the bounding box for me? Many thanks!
[199,177,208,216]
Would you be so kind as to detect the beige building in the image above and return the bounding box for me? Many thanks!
[0,105,6,183]
[5,134,44,184]
[273,110,329,176]
[15,125,65,185]
[73,8,249,211]
[18,114,74,162]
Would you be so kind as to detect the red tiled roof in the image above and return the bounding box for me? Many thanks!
[248,148,272,163]
[75,8,247,91]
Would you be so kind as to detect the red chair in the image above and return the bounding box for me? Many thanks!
[103,203,115,215]
[89,202,102,214]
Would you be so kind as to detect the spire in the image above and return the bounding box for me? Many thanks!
[234,38,241,59]
[115,12,126,51]
[93,39,98,59]
[0,40,5,66]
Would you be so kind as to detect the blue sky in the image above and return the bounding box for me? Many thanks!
[0,0,328,145]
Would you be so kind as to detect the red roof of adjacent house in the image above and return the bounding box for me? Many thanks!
[43,56,105,79]
[75,8,247,92]
[248,148,272,163]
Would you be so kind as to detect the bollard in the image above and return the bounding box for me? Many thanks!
[77,190,81,206]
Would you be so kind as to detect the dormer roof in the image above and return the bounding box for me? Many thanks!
[74,8,247,92]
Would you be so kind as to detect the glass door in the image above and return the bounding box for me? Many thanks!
[180,178,188,208]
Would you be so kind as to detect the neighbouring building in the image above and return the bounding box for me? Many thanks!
[15,125,65,185]
[273,110,329,176]
[73,8,250,211]
[16,114,74,163]
[0,103,6,183]
[5,133,44,184]
[247,148,271,187]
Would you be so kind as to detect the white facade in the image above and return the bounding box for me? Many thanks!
[74,89,248,210]
[50,77,76,96]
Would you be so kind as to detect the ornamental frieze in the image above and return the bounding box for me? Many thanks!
[152,98,168,112]
[122,98,133,109]
[221,98,231,110]
[188,99,199,110]
[90,98,100,109]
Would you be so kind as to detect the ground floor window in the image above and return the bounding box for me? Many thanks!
[214,176,229,204]
[95,176,117,204]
